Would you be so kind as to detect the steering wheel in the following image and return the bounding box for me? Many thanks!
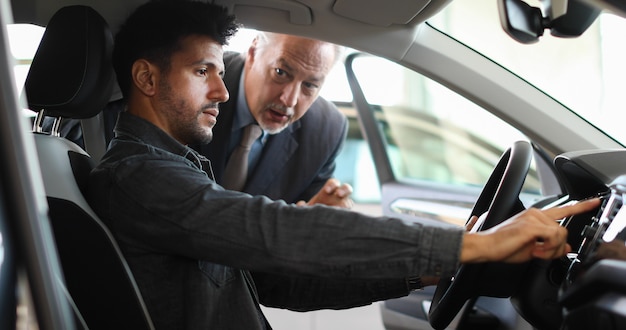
[428,140,533,330]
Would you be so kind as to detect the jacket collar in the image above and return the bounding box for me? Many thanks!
[114,111,210,171]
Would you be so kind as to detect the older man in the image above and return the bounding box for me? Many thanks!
[194,32,352,207]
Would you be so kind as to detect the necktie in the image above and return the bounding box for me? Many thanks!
[222,124,263,191]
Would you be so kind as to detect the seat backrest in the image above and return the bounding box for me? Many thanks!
[25,5,155,330]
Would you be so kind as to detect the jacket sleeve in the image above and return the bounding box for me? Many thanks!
[252,271,411,311]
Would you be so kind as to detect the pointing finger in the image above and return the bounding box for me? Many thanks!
[542,198,600,221]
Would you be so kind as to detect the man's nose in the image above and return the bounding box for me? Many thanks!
[209,76,229,103]
[280,82,299,108]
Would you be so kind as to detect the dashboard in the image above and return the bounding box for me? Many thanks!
[514,149,626,329]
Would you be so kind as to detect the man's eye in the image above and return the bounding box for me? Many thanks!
[198,68,207,75]
[303,82,319,90]
[275,68,286,76]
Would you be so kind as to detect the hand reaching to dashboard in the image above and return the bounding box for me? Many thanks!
[297,178,354,209]
[460,198,601,264]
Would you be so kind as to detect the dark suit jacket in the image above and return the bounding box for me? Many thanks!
[196,52,348,203]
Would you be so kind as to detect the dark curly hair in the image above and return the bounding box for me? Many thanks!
[113,0,239,98]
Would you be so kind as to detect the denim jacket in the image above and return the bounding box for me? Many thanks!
[87,112,463,329]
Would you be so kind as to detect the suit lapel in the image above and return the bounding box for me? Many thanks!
[209,103,235,181]
[244,120,300,195]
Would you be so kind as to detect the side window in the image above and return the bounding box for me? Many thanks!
[8,24,45,94]
[332,106,382,203]
[335,54,541,206]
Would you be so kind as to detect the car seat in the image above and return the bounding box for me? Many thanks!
[24,5,154,330]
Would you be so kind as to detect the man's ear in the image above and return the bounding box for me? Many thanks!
[246,37,258,63]
[131,59,158,96]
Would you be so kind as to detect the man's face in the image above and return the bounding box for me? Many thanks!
[155,35,228,145]
[243,34,336,134]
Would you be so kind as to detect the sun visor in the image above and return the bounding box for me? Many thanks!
[332,0,450,27]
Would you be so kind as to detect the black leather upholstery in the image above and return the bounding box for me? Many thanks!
[25,5,114,119]
[26,5,154,330]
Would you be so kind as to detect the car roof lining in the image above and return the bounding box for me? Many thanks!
[331,0,445,27]
[11,0,452,27]
[10,0,452,61]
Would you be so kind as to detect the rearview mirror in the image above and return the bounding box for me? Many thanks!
[550,0,600,38]
[498,0,544,44]
[498,0,601,44]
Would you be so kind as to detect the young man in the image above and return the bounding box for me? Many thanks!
[87,1,600,329]
[193,32,353,207]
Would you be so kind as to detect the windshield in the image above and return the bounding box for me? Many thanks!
[428,1,626,144]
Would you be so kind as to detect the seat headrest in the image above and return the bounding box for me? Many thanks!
[25,5,114,119]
